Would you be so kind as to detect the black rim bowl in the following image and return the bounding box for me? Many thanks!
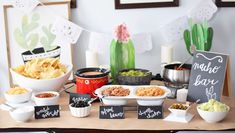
[76,68,110,78]
[164,63,192,70]
[118,68,152,76]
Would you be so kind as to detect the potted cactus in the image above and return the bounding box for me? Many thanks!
[110,24,135,83]
[14,13,61,63]
[183,19,213,55]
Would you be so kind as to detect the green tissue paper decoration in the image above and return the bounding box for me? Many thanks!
[40,24,57,52]
[110,24,135,82]
[14,13,40,54]
[183,19,213,55]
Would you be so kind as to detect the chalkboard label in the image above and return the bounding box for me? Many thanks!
[187,51,228,103]
[99,106,124,119]
[69,93,91,104]
[35,105,60,119]
[138,106,163,119]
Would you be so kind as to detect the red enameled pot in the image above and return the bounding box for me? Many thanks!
[75,68,110,98]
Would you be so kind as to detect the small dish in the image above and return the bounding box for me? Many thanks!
[33,91,59,106]
[4,88,32,104]
[9,106,34,122]
[168,104,190,117]
[69,103,91,118]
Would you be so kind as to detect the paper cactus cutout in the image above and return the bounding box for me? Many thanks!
[183,19,213,55]
[14,13,40,54]
[40,24,57,52]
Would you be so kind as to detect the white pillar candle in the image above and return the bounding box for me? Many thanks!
[177,88,188,103]
[86,50,98,67]
[161,45,173,65]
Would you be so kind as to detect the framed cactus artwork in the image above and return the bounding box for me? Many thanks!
[1,1,72,86]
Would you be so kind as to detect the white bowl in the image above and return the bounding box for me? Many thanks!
[197,105,230,123]
[10,64,72,92]
[9,106,34,122]
[69,104,91,118]
[4,88,32,104]
[168,104,190,117]
[33,91,59,106]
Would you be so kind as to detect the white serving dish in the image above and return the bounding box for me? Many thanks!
[10,64,72,92]
[197,105,230,123]
[9,106,34,122]
[69,104,91,118]
[95,85,170,106]
[33,91,59,106]
[4,88,32,104]
[168,104,190,117]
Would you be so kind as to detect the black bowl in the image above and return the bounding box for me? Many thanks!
[117,68,152,85]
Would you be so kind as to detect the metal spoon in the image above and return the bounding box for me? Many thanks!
[177,45,196,70]
[2,103,17,112]
[58,84,74,94]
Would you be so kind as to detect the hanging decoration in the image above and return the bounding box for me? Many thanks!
[51,17,83,45]
[188,0,218,23]
[13,0,40,14]
[12,0,219,53]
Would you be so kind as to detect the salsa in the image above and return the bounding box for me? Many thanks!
[36,93,56,98]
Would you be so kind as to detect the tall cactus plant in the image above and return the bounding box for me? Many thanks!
[110,24,135,83]
[184,19,213,55]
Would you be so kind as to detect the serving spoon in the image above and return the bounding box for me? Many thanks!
[177,45,196,70]
[2,103,17,112]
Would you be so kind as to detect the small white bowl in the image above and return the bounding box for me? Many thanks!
[9,106,34,122]
[69,104,91,118]
[168,104,190,117]
[4,88,32,104]
[197,105,230,123]
[33,91,59,106]
[10,64,72,92]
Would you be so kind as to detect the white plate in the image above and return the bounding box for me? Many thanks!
[95,85,170,106]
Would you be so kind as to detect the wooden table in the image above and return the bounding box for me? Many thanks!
[0,83,235,133]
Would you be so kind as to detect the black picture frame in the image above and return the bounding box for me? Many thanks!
[115,0,179,9]
[216,0,235,7]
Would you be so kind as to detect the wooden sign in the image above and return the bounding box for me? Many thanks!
[35,105,60,119]
[99,106,124,119]
[69,93,91,104]
[138,106,163,119]
[187,51,232,103]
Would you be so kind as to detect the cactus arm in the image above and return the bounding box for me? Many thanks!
[27,33,39,52]
[14,28,28,50]
[192,24,199,49]
[40,24,57,52]
[197,24,205,50]
[183,30,192,55]
[202,20,209,43]
[205,27,213,51]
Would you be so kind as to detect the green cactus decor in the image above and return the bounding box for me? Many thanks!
[183,19,213,55]
[40,24,57,52]
[110,24,135,83]
[14,13,40,54]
